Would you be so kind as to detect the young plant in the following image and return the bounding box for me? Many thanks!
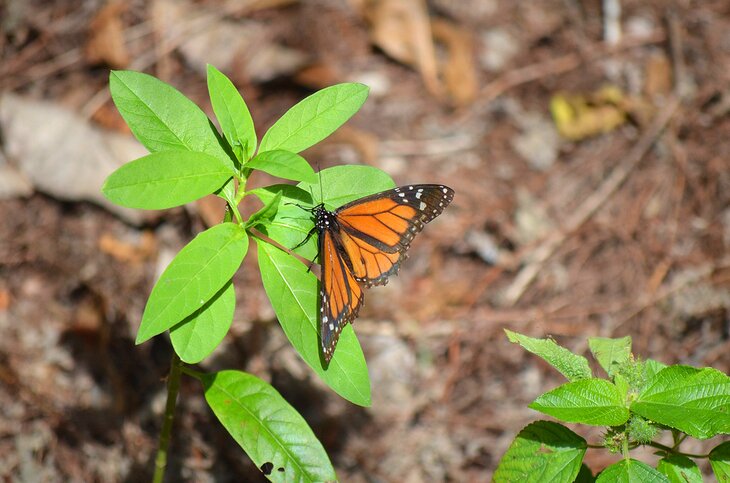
[494,330,730,482]
[102,66,388,481]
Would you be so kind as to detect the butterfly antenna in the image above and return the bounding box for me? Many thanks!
[318,162,324,205]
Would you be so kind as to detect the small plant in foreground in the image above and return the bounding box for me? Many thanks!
[494,331,730,482]
[101,66,395,481]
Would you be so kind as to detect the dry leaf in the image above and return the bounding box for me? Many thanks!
[98,231,157,264]
[0,93,153,224]
[85,1,130,68]
[0,288,10,311]
[550,85,629,140]
[644,51,672,98]
[327,125,380,165]
[431,19,478,106]
[153,0,307,83]
[363,0,442,97]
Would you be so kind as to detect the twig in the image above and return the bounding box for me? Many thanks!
[603,0,622,45]
[479,32,664,103]
[614,257,730,330]
[502,94,682,306]
[380,134,478,157]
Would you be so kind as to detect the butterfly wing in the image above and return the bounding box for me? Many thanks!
[318,217,364,362]
[334,184,454,287]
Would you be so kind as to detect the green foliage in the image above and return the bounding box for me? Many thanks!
[657,455,703,483]
[207,64,256,162]
[493,421,586,482]
[136,222,248,344]
[246,150,317,183]
[626,415,658,444]
[529,379,630,426]
[596,459,669,482]
[505,329,592,381]
[495,331,730,481]
[709,442,730,480]
[200,370,336,482]
[102,151,233,209]
[170,282,235,364]
[101,68,386,480]
[256,238,371,406]
[259,83,369,154]
[109,70,234,171]
[632,365,730,439]
[589,335,631,378]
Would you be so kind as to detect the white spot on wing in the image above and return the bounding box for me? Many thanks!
[419,201,426,210]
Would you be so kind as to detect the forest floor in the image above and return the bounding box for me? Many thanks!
[1,0,729,481]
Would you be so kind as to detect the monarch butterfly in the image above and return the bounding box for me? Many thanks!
[297,184,454,362]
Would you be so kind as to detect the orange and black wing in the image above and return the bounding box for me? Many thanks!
[334,184,454,287]
[318,220,364,362]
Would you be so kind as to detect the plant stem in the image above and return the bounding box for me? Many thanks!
[152,353,183,483]
[645,440,709,459]
[622,434,630,461]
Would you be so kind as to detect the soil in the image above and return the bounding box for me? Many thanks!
[1,0,729,481]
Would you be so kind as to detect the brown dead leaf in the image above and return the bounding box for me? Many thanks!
[295,63,343,90]
[644,51,672,98]
[85,1,130,68]
[0,288,10,311]
[363,0,442,97]
[153,0,307,83]
[431,19,478,106]
[328,125,380,165]
[98,231,157,264]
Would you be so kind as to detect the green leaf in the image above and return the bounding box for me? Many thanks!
[109,70,234,171]
[596,459,669,482]
[259,166,394,255]
[505,329,592,381]
[246,191,283,230]
[657,455,703,483]
[632,365,730,439]
[256,239,370,406]
[709,441,730,482]
[102,151,233,209]
[645,359,668,381]
[136,224,248,344]
[207,64,256,162]
[259,83,369,154]
[300,165,395,210]
[170,281,235,364]
[249,184,317,257]
[575,464,596,483]
[529,379,630,426]
[589,336,632,377]
[201,370,336,482]
[493,421,586,482]
[246,150,317,183]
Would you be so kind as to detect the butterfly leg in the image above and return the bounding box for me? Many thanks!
[292,227,316,250]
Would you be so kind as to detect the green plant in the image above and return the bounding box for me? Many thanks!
[494,330,730,482]
[102,66,388,481]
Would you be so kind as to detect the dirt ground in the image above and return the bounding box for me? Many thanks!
[1,0,729,481]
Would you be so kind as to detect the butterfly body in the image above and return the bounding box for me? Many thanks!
[310,184,454,362]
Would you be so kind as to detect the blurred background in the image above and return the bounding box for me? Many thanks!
[1,0,729,480]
